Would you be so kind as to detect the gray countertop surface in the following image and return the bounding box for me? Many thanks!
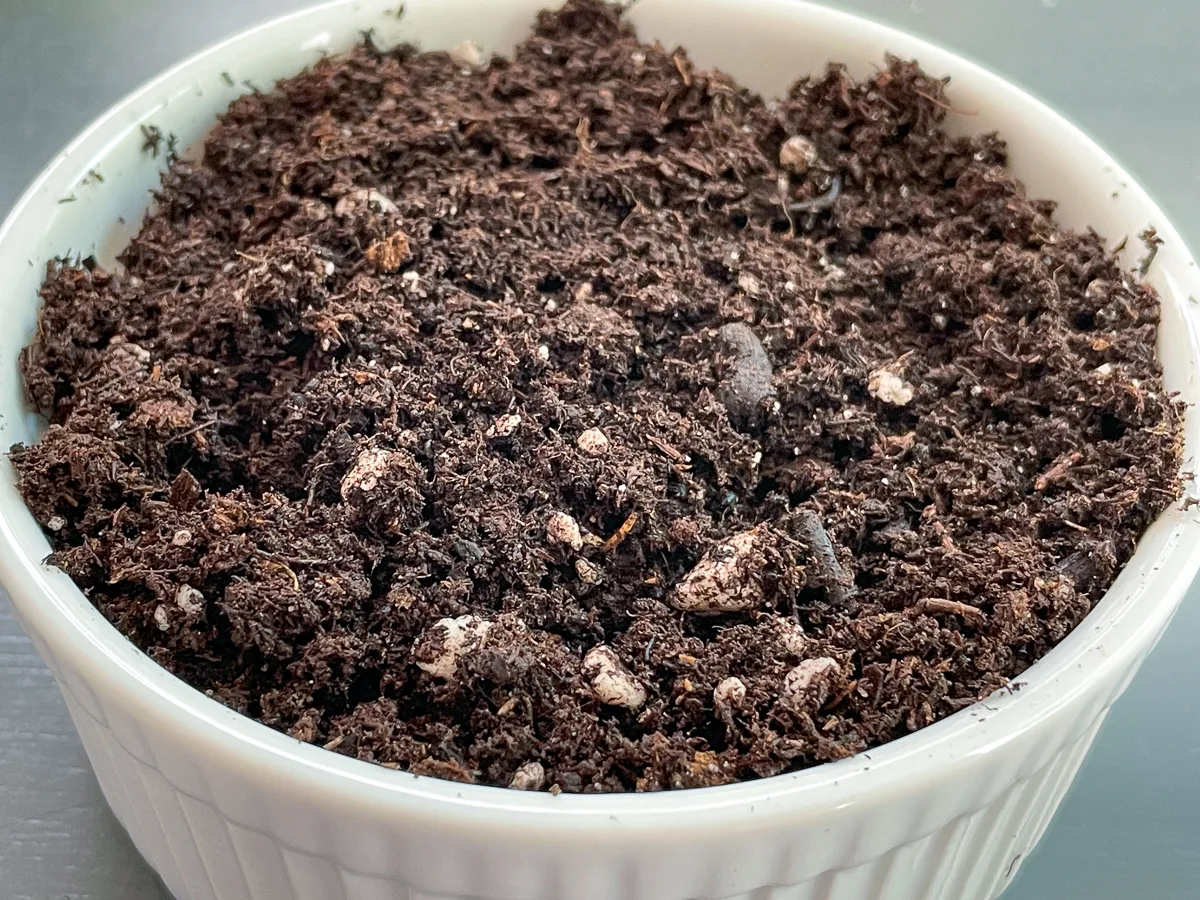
[2,1,1199,897]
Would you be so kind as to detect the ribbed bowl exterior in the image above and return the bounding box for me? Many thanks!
[22,610,1150,900]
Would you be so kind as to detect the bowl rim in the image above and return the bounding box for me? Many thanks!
[3,0,1200,834]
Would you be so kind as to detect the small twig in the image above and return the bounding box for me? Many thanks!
[166,417,227,445]
[913,88,978,116]
[673,53,692,86]
[644,636,656,664]
[575,117,595,155]
[235,249,269,265]
[1035,450,1082,491]
[787,174,842,215]
[912,89,952,111]
[647,435,685,462]
[601,511,640,553]
[915,597,986,628]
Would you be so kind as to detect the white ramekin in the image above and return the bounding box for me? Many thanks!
[2,2,1199,898]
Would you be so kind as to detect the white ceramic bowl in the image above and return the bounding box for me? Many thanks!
[3,2,1199,899]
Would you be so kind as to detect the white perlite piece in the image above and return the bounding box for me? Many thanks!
[487,413,522,438]
[779,135,819,175]
[45,516,65,532]
[867,368,915,406]
[153,605,171,632]
[546,510,584,551]
[713,676,747,711]
[340,447,396,499]
[582,645,646,709]
[780,657,840,712]
[174,585,205,616]
[449,39,485,70]
[670,525,766,614]
[576,427,610,456]
[415,615,493,681]
[334,188,398,217]
[509,761,546,791]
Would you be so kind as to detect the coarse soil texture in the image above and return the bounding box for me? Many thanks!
[12,0,1182,792]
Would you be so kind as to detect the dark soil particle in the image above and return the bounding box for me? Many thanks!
[11,0,1182,792]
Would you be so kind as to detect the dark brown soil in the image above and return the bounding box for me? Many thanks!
[11,0,1182,792]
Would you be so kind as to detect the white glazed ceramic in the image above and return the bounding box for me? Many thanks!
[2,2,1199,899]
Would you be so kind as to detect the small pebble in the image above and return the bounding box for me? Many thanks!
[509,761,546,791]
[175,584,205,616]
[780,657,840,712]
[546,510,584,551]
[713,676,747,712]
[779,135,819,175]
[582,645,646,709]
[575,558,602,584]
[772,616,810,657]
[449,39,486,70]
[414,615,492,681]
[737,273,761,295]
[670,525,767,614]
[718,322,775,424]
[577,427,610,456]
